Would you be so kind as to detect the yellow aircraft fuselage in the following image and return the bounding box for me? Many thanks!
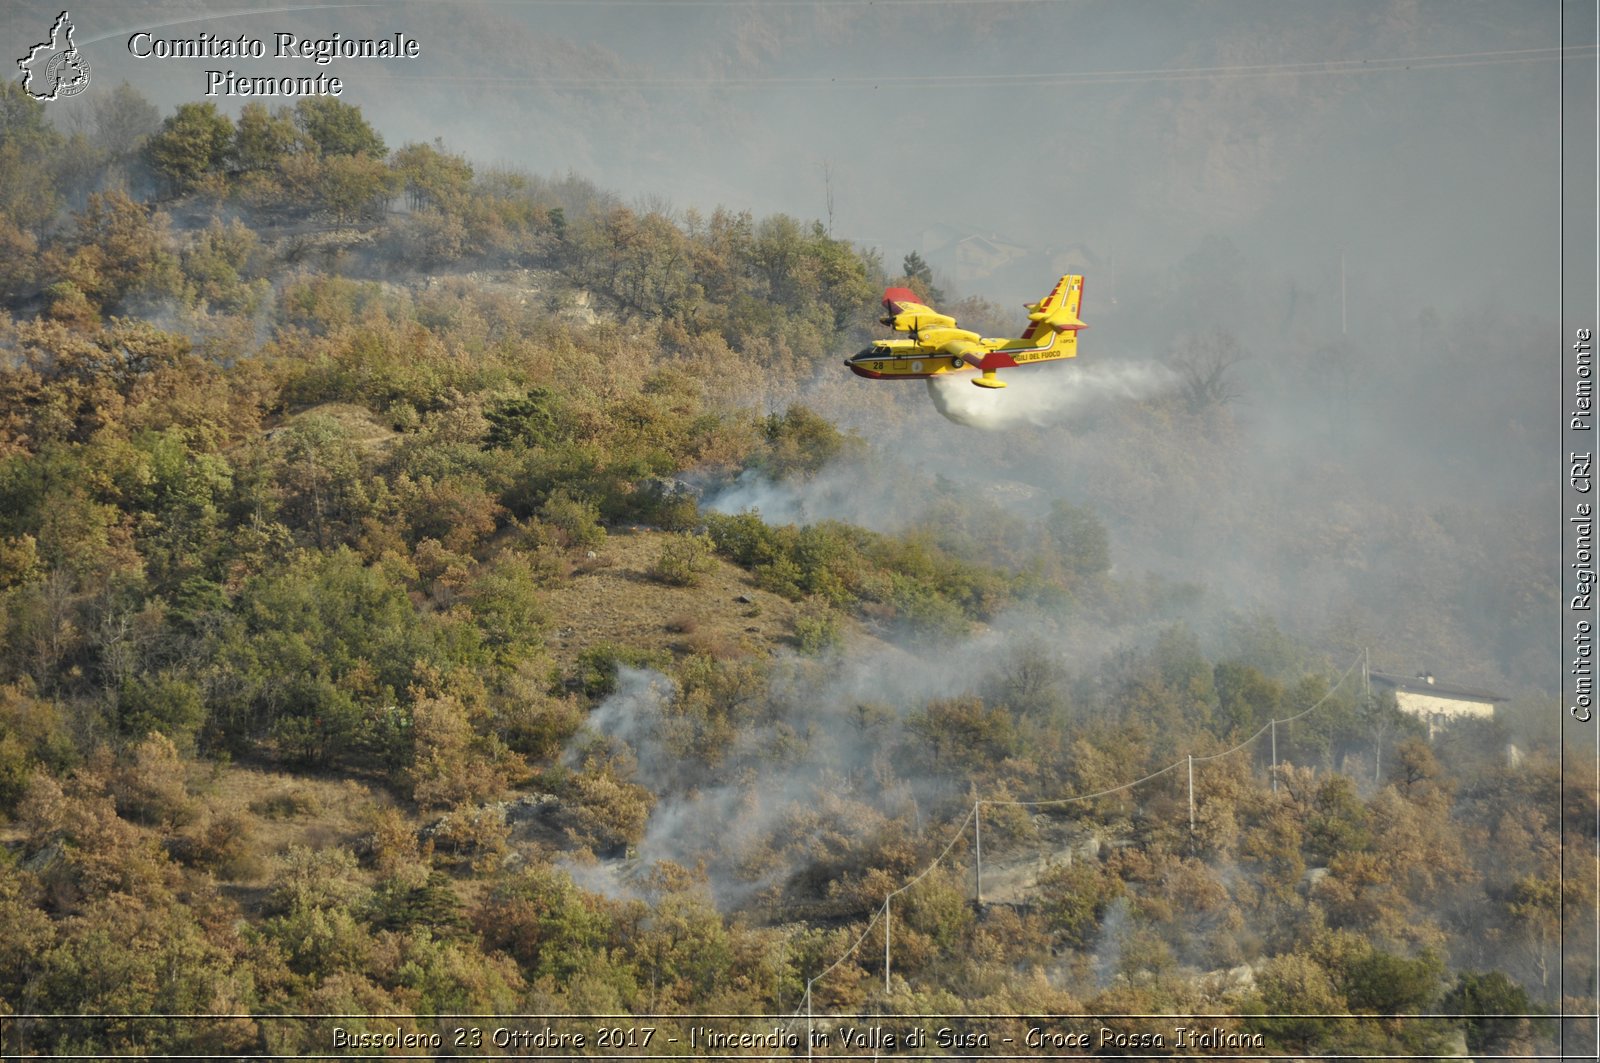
[845,329,1073,380]
[845,275,1085,388]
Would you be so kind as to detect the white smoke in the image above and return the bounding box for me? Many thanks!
[702,464,931,533]
[1091,895,1132,988]
[568,666,676,788]
[561,633,1034,908]
[926,360,1179,429]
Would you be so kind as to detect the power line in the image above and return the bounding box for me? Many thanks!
[1191,654,1366,764]
[356,44,1597,90]
[794,652,1366,1004]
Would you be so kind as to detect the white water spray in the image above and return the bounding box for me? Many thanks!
[927,360,1179,429]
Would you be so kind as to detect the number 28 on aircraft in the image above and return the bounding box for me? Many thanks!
[845,274,1086,389]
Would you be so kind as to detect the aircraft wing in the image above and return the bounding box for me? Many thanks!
[880,286,958,332]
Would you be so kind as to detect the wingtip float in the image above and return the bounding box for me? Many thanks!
[845,275,1086,389]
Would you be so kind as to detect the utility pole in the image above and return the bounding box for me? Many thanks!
[1270,720,1278,794]
[1187,755,1195,831]
[1340,250,1347,335]
[806,984,813,1060]
[822,160,835,237]
[884,898,891,994]
[973,802,983,906]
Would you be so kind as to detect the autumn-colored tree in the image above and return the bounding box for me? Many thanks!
[314,153,396,223]
[475,865,619,982]
[406,691,524,809]
[906,694,1017,775]
[58,190,181,314]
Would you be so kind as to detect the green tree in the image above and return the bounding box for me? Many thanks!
[1037,859,1120,948]
[181,219,266,313]
[1045,500,1110,581]
[294,97,386,157]
[315,153,396,223]
[988,638,1069,721]
[1443,971,1539,1055]
[118,673,207,751]
[758,405,862,480]
[270,414,372,549]
[1337,947,1444,1013]
[0,79,56,143]
[391,140,473,211]
[1213,660,1282,738]
[1505,874,1561,994]
[406,691,521,809]
[650,533,717,587]
[144,102,233,193]
[0,82,63,234]
[1305,775,1371,862]
[631,889,735,1006]
[475,866,617,982]
[231,102,304,172]
[92,82,161,159]
[210,549,438,766]
[0,217,41,302]
[900,250,942,303]
[1248,952,1353,1052]
[906,694,1016,773]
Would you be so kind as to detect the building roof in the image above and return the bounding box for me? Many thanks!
[1369,671,1508,704]
[956,233,1029,256]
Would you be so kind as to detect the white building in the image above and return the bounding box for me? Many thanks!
[1368,671,1506,738]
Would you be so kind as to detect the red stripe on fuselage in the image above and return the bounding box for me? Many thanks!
[847,361,969,381]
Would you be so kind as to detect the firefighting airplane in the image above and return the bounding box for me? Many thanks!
[845,275,1086,388]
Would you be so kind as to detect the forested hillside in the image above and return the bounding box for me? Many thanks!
[0,85,1588,1057]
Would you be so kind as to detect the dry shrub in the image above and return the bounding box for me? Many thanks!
[494,689,584,762]
[16,772,68,847]
[567,768,653,856]
[649,532,716,586]
[680,629,743,660]
[407,692,525,810]
[171,806,267,880]
[249,787,323,819]
[430,803,510,872]
[112,733,195,827]
[362,803,424,879]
